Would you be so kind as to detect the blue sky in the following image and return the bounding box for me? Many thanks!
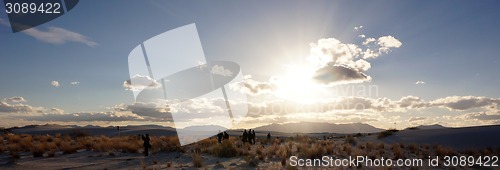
[1,0,499,129]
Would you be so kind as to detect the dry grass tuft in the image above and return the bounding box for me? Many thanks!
[191,151,203,167]
[211,140,238,157]
[31,143,46,157]
[377,129,399,139]
[392,143,403,159]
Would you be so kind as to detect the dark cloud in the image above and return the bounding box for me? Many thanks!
[408,117,427,122]
[430,96,500,111]
[312,65,371,85]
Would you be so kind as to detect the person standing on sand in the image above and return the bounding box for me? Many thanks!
[217,130,223,143]
[252,130,256,144]
[242,129,248,143]
[267,132,271,141]
[223,132,229,140]
[141,134,151,156]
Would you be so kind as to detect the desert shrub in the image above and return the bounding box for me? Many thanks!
[7,134,21,143]
[377,143,385,149]
[47,150,56,157]
[245,156,259,167]
[31,143,46,157]
[344,135,357,145]
[266,144,279,158]
[406,126,419,130]
[377,129,399,139]
[343,144,352,155]
[191,152,203,167]
[118,140,141,153]
[211,140,237,157]
[408,143,419,153]
[70,130,89,138]
[20,135,33,151]
[392,143,403,159]
[365,142,374,150]
[298,143,325,159]
[61,142,79,154]
[434,145,456,157]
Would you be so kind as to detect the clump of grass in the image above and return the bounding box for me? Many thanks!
[434,145,455,157]
[61,142,79,154]
[344,135,357,145]
[31,143,46,157]
[377,129,399,139]
[298,143,324,159]
[191,152,203,167]
[211,140,238,157]
[408,143,419,153]
[392,143,403,159]
[406,126,419,130]
[245,156,259,167]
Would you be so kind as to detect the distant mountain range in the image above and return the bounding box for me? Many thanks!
[414,124,447,130]
[7,122,414,135]
[254,122,384,134]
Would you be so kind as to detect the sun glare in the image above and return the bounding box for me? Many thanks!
[274,65,329,103]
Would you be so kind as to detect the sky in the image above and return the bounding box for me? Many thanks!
[1,0,500,129]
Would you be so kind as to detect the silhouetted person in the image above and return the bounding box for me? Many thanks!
[142,134,151,156]
[267,132,271,141]
[223,132,229,140]
[248,129,252,144]
[242,129,248,143]
[217,131,223,143]
[251,130,256,144]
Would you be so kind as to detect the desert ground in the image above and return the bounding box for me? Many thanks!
[1,125,499,169]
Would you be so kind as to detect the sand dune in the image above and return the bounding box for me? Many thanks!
[379,125,500,149]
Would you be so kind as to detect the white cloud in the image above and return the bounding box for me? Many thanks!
[415,81,426,85]
[70,81,80,85]
[49,108,65,114]
[3,96,26,103]
[22,27,98,47]
[354,26,363,31]
[123,74,161,92]
[51,81,60,87]
[358,34,366,38]
[211,65,233,77]
[229,75,277,95]
[362,37,376,45]
[0,101,39,113]
[377,35,402,53]
[307,38,374,85]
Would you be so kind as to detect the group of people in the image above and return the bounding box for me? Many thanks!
[140,130,273,157]
[242,129,256,144]
[216,131,230,143]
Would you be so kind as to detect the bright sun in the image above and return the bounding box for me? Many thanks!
[274,65,329,103]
